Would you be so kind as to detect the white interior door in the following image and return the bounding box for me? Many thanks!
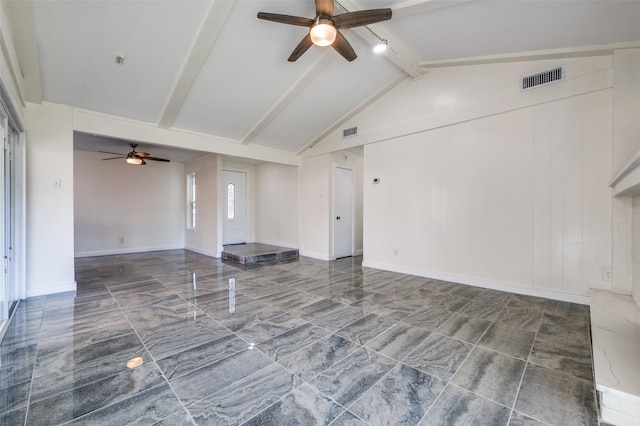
[222,170,247,245]
[333,166,354,258]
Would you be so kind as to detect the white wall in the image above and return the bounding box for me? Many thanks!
[299,150,364,260]
[24,102,75,296]
[320,56,615,303]
[299,154,332,259]
[633,197,640,307]
[255,162,299,248]
[74,150,185,256]
[184,154,219,257]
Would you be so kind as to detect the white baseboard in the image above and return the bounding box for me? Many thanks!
[362,260,590,305]
[184,246,219,258]
[75,245,184,258]
[354,249,364,256]
[299,250,332,261]
[27,280,77,298]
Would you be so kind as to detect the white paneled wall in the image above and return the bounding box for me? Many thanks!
[74,150,185,256]
[184,154,219,257]
[364,90,612,300]
[255,162,299,248]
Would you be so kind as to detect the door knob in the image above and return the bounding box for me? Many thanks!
[336,216,341,220]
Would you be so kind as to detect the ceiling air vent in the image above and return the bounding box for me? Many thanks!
[522,66,564,90]
[342,126,358,138]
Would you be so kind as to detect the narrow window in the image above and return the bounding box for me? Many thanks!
[227,183,235,219]
[187,173,196,228]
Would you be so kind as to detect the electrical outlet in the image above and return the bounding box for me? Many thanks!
[119,237,124,244]
[393,249,398,256]
[602,268,612,281]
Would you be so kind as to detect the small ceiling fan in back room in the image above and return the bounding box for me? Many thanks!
[257,0,392,62]
[100,143,170,166]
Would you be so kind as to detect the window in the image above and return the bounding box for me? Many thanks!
[187,173,196,228]
[227,183,235,219]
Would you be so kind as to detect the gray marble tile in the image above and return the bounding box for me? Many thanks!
[365,323,431,361]
[156,333,248,380]
[234,312,308,344]
[436,313,492,344]
[277,334,360,381]
[170,348,273,406]
[140,315,230,360]
[217,303,286,332]
[258,322,329,360]
[309,347,396,407]
[27,361,166,425]
[65,383,186,426]
[478,323,536,359]
[151,409,196,426]
[451,347,526,407]
[349,363,445,425]
[458,299,505,320]
[496,305,544,332]
[403,334,472,381]
[529,331,593,381]
[514,363,598,426]
[330,411,368,426]
[258,289,324,312]
[308,304,366,332]
[402,305,453,330]
[0,380,30,414]
[242,383,344,426]
[508,411,545,425]
[188,363,303,425]
[336,313,396,345]
[0,407,26,425]
[420,385,511,426]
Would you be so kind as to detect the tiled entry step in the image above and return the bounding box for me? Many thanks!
[590,290,640,426]
[221,243,299,264]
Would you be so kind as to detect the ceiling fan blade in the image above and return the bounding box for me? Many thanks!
[144,157,170,162]
[257,12,314,27]
[99,150,127,156]
[334,9,392,29]
[101,156,125,160]
[134,152,151,157]
[140,159,147,165]
[288,34,314,62]
[332,31,357,62]
[315,0,333,18]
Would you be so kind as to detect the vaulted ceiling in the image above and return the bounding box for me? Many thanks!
[7,0,640,161]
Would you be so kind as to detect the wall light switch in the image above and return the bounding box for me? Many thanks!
[52,178,61,189]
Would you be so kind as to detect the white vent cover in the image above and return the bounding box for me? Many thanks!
[342,126,358,138]
[522,66,564,90]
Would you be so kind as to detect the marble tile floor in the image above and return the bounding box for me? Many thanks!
[0,250,598,425]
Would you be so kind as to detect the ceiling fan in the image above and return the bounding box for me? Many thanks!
[257,0,391,62]
[100,143,170,165]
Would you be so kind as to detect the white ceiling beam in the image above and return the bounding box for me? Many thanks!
[241,51,334,145]
[336,0,425,79]
[157,0,236,129]
[1,1,37,106]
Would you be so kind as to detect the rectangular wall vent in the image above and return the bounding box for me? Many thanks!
[342,126,358,138]
[522,66,564,90]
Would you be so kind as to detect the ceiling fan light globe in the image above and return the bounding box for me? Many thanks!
[310,22,337,46]
[126,157,143,165]
[373,40,388,53]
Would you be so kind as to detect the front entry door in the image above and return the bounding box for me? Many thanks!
[222,170,247,245]
[333,166,354,258]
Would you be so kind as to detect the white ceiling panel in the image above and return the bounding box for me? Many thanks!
[8,0,640,157]
[253,34,404,152]
[386,1,640,62]
[33,0,210,122]
[172,1,324,140]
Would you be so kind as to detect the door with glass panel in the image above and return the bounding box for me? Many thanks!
[222,170,247,245]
